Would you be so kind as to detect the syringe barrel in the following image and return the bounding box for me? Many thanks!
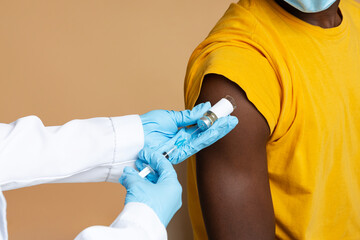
[197,95,236,131]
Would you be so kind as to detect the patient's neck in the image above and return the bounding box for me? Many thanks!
[275,0,342,28]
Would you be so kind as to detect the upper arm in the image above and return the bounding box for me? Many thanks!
[195,74,275,239]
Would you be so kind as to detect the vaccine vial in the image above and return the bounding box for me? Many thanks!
[197,95,236,131]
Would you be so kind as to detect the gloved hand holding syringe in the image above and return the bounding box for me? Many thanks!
[138,95,237,178]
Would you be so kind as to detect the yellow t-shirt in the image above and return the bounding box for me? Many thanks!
[184,0,360,239]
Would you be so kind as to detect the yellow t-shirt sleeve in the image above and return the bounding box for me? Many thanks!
[194,45,281,133]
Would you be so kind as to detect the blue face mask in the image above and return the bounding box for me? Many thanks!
[283,0,336,13]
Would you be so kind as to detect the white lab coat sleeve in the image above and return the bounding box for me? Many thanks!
[75,202,167,240]
[0,189,8,240]
[0,115,144,191]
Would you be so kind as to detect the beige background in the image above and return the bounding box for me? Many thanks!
[0,0,232,239]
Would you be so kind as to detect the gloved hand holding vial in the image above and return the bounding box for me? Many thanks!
[138,96,237,179]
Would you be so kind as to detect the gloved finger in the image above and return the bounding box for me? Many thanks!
[192,115,238,147]
[140,150,178,181]
[139,129,189,162]
[138,147,155,165]
[170,116,238,164]
[135,158,146,171]
[170,102,211,127]
[146,173,158,183]
[169,138,201,164]
[149,152,178,182]
[170,132,216,164]
[184,125,201,135]
[119,167,144,189]
[156,128,190,156]
[139,148,175,182]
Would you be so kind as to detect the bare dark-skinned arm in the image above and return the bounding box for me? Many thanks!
[196,74,275,239]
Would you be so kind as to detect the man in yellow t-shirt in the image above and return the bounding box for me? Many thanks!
[184,0,360,239]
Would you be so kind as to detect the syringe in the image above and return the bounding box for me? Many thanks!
[138,95,236,178]
[162,127,201,159]
[138,129,198,178]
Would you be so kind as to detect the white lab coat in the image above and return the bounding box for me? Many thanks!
[0,115,167,240]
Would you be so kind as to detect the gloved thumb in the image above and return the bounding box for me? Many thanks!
[170,115,238,164]
[171,102,211,127]
[139,149,177,180]
[119,167,143,189]
[153,153,178,182]
[149,128,190,159]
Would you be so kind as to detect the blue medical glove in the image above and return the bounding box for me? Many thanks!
[138,115,238,166]
[119,151,182,227]
[140,102,211,148]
